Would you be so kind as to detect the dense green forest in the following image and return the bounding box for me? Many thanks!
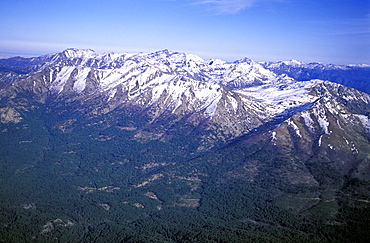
[1,104,369,242]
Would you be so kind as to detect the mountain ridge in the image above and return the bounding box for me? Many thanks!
[1,49,369,152]
[262,59,370,94]
[0,48,370,242]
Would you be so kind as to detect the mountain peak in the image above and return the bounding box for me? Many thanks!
[283,59,305,66]
[233,57,254,64]
[60,48,97,59]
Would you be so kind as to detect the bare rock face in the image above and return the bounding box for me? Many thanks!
[0,107,22,123]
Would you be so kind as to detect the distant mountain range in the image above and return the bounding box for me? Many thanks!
[262,60,370,94]
[0,49,369,242]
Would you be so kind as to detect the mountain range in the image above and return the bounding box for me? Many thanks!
[0,48,369,242]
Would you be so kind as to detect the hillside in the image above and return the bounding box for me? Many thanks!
[0,49,369,242]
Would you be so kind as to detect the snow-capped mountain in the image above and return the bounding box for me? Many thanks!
[262,60,370,94]
[1,49,370,241]
[0,49,294,120]
[0,49,284,149]
[0,48,369,154]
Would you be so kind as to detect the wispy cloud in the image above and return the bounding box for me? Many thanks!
[191,0,264,14]
[314,14,370,36]
[336,14,370,35]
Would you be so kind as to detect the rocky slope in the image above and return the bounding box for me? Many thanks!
[0,49,298,149]
[1,48,369,156]
[0,48,370,241]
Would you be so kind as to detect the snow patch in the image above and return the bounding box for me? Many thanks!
[336,120,344,130]
[237,80,321,117]
[317,113,330,134]
[271,131,277,141]
[287,119,302,138]
[229,96,238,111]
[355,114,370,133]
[73,67,90,93]
[204,95,222,118]
[301,112,315,133]
[270,131,277,145]
[318,135,323,146]
[50,66,75,94]
[107,88,117,102]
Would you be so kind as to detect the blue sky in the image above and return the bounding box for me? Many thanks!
[0,0,369,64]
